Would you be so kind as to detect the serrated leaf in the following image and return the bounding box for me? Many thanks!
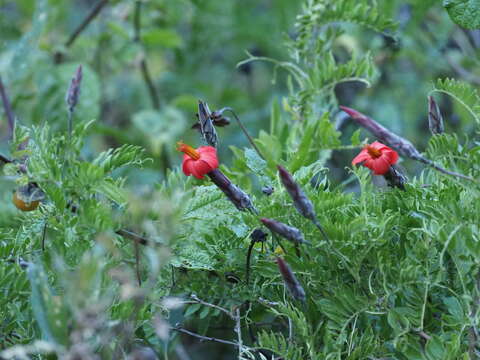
[444,0,480,29]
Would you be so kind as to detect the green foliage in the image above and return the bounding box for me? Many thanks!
[1,0,480,359]
[444,0,480,29]
[431,78,480,125]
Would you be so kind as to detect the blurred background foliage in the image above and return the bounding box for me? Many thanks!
[1,0,480,359]
[1,0,479,186]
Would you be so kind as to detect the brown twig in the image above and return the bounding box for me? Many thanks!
[246,240,256,285]
[134,238,142,286]
[65,0,109,47]
[172,326,247,348]
[222,108,265,160]
[115,228,149,246]
[139,57,160,109]
[0,76,15,140]
[189,294,234,319]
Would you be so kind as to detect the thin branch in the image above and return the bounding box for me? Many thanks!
[115,228,149,246]
[172,327,244,348]
[415,330,432,341]
[0,76,15,140]
[245,239,256,285]
[419,157,476,182]
[223,108,265,160]
[139,57,160,109]
[190,294,234,320]
[65,0,109,47]
[134,238,142,286]
[258,298,280,307]
[41,220,48,251]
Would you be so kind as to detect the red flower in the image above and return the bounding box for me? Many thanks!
[352,141,399,175]
[177,142,219,179]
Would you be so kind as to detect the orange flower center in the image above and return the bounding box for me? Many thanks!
[177,142,200,160]
[366,145,382,159]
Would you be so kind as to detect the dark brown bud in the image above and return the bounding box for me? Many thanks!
[207,169,256,212]
[276,257,306,302]
[277,165,316,221]
[277,165,329,240]
[261,218,307,245]
[428,96,444,135]
[66,65,83,113]
[340,106,423,161]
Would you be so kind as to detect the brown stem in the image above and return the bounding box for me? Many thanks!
[172,327,248,349]
[245,240,256,285]
[134,237,142,286]
[65,0,109,47]
[418,157,477,183]
[223,108,265,160]
[139,57,160,109]
[115,228,149,246]
[0,76,15,140]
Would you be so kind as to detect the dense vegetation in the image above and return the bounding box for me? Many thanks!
[1,0,480,359]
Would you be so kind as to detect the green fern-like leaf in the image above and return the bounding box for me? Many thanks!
[430,78,480,124]
[295,0,397,56]
[257,331,304,360]
[92,144,146,174]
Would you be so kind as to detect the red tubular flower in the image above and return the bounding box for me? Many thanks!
[177,142,219,179]
[352,141,399,175]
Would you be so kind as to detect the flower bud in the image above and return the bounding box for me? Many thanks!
[261,218,307,245]
[428,96,444,135]
[66,65,83,113]
[277,165,316,222]
[276,257,306,302]
[340,106,423,161]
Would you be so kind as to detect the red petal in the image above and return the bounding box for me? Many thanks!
[371,157,391,175]
[200,153,219,169]
[198,146,217,154]
[352,149,370,165]
[369,141,387,150]
[182,159,194,176]
[382,149,399,165]
[190,163,204,179]
[189,159,217,179]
